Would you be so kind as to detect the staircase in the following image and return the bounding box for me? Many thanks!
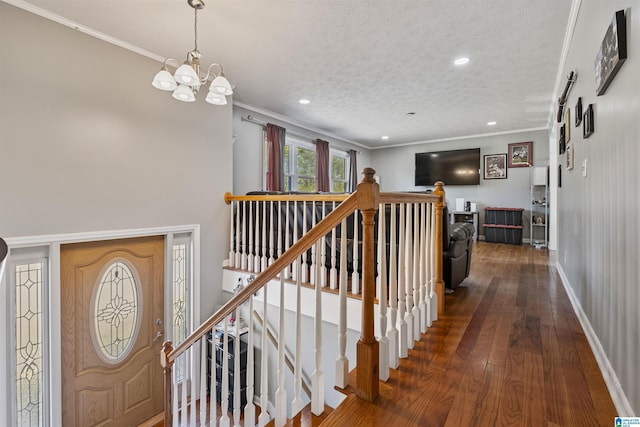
[157,168,446,426]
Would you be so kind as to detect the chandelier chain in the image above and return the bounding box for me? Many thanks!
[194,8,199,52]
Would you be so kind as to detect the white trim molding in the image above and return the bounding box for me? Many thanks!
[556,262,634,416]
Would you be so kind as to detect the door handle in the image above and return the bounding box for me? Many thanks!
[153,331,164,342]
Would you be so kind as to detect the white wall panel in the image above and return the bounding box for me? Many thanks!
[556,0,640,415]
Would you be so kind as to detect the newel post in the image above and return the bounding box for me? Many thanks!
[355,167,380,402]
[161,341,174,426]
[433,181,445,316]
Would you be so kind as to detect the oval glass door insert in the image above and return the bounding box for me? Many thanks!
[94,260,140,362]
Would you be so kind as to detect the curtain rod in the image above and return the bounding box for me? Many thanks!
[241,115,361,154]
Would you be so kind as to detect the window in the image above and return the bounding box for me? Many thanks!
[263,134,352,193]
[331,151,348,193]
[10,248,49,427]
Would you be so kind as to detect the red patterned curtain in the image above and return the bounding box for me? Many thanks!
[315,139,330,192]
[266,123,286,191]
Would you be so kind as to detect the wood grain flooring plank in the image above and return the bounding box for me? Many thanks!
[523,352,546,427]
[540,324,572,426]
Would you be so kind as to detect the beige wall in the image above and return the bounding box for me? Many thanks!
[0,2,233,319]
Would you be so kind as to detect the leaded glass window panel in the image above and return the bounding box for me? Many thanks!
[15,262,43,427]
[173,243,188,381]
[93,261,139,362]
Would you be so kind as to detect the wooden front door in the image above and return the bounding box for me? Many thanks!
[61,236,165,426]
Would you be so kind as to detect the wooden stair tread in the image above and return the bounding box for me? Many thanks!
[137,412,163,427]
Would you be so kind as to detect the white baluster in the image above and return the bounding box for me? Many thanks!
[301,202,309,283]
[335,217,349,388]
[284,201,290,280]
[241,201,247,270]
[200,336,207,427]
[351,210,360,294]
[190,346,197,427]
[291,258,304,416]
[425,203,432,328]
[220,320,230,427]
[378,203,389,381]
[243,294,256,427]
[233,309,241,427]
[209,326,218,427]
[412,203,421,342]
[277,200,283,260]
[291,201,298,281]
[397,204,408,358]
[261,201,268,272]
[248,200,254,272]
[419,202,428,333]
[320,201,327,287]
[405,203,415,348]
[311,240,325,415]
[258,283,270,427]
[329,202,338,289]
[268,201,275,266]
[275,271,287,426]
[430,203,438,323]
[235,201,242,269]
[181,353,188,427]
[387,203,399,369]
[229,201,235,268]
[309,201,316,285]
[172,368,179,427]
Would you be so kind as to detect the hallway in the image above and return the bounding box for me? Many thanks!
[322,242,617,426]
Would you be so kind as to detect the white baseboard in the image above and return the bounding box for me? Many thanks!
[555,263,634,416]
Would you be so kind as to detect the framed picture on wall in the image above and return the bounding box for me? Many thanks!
[575,97,583,126]
[583,104,595,138]
[508,141,533,168]
[484,154,508,179]
[566,142,574,170]
[595,10,627,96]
[564,107,571,143]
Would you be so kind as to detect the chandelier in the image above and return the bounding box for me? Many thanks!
[151,0,232,105]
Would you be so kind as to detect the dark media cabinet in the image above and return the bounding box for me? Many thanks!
[207,328,248,411]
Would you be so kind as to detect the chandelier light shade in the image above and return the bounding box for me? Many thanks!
[151,0,232,105]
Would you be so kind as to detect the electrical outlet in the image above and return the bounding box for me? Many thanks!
[582,158,587,177]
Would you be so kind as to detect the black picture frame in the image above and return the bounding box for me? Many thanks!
[559,124,566,154]
[595,10,627,96]
[483,154,507,179]
[575,97,583,127]
[558,165,562,188]
[583,104,595,138]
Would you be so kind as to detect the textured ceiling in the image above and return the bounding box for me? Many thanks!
[7,0,573,148]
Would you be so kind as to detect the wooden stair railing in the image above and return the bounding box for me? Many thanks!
[161,168,445,426]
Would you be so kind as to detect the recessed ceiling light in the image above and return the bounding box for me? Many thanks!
[381,136,389,140]
[299,99,310,105]
[454,57,470,66]
[487,121,497,126]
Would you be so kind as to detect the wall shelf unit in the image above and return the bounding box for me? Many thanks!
[530,166,549,248]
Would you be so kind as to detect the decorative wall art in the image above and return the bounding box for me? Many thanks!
[575,97,583,126]
[583,104,595,138]
[595,9,627,96]
[484,154,507,179]
[566,142,574,170]
[557,70,577,122]
[559,124,566,154]
[508,141,533,168]
[558,165,562,188]
[564,107,571,143]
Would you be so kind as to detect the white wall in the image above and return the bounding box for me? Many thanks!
[370,130,550,239]
[232,106,371,195]
[555,0,640,415]
[0,3,232,319]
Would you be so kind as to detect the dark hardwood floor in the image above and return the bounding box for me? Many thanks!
[322,242,617,427]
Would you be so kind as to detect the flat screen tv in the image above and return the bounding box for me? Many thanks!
[415,148,480,186]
